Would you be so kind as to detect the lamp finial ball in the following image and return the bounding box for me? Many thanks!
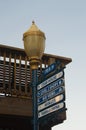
[32,20,35,24]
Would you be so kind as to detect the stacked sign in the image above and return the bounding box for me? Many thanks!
[37,62,66,119]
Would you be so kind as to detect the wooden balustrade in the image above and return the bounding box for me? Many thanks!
[0,45,42,97]
[0,44,72,98]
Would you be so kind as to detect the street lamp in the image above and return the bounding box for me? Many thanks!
[23,21,46,130]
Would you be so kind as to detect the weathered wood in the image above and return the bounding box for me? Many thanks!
[25,56,28,95]
[3,52,6,90]
[0,44,72,64]
[0,95,66,128]
[14,54,16,94]
[19,55,22,94]
[9,52,11,93]
[0,96,32,116]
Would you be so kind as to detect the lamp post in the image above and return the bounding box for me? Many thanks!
[23,21,46,130]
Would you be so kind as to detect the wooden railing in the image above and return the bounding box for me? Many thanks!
[0,45,43,97]
[0,44,72,98]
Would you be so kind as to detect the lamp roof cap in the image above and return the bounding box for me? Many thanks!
[23,21,46,39]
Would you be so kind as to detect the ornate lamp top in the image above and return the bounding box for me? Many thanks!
[23,21,46,69]
[23,21,46,39]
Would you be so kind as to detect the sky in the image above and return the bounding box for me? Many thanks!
[0,0,86,130]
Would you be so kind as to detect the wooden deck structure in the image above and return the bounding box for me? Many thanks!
[0,44,72,130]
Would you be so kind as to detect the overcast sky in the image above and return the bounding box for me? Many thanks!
[0,0,86,130]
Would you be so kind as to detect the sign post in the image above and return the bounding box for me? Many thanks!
[37,63,66,122]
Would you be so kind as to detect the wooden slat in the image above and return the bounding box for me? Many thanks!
[14,54,16,93]
[9,52,11,93]
[25,56,28,95]
[19,55,21,94]
[3,52,6,90]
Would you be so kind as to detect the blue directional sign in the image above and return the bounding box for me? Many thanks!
[42,62,56,76]
[42,61,64,77]
[37,78,64,97]
[38,86,65,105]
[38,102,65,118]
[37,70,64,90]
[38,94,64,111]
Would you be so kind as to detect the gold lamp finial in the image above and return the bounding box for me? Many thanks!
[32,20,35,24]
